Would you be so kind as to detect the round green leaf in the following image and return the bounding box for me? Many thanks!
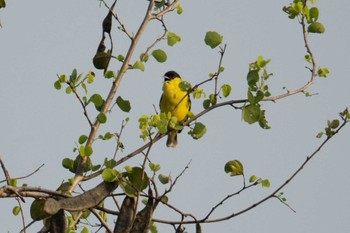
[249,175,258,183]
[158,174,170,184]
[308,22,325,33]
[189,122,207,139]
[127,167,149,191]
[242,104,261,124]
[54,80,62,90]
[102,168,120,182]
[204,31,223,49]
[97,112,107,124]
[151,49,167,63]
[78,135,88,144]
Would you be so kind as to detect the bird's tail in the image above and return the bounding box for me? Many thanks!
[166,130,178,148]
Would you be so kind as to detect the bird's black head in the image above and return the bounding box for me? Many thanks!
[163,70,180,81]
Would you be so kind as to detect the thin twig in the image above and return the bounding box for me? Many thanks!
[0,163,45,184]
[90,208,113,233]
[66,80,93,127]
[263,15,316,102]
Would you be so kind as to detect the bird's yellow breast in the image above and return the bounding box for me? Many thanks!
[160,77,190,122]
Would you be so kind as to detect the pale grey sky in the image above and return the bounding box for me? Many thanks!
[1,1,350,232]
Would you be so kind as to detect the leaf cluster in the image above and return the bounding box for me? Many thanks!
[242,56,271,129]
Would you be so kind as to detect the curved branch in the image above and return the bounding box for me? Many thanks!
[263,15,316,102]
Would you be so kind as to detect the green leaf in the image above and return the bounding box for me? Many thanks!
[152,49,167,63]
[97,112,107,124]
[158,174,170,184]
[87,71,95,83]
[79,145,86,156]
[242,104,261,124]
[203,99,211,109]
[54,80,62,90]
[189,122,207,140]
[9,179,17,187]
[12,206,21,216]
[78,135,88,144]
[224,160,244,176]
[149,162,161,172]
[104,158,117,169]
[249,175,258,183]
[156,116,168,134]
[65,86,72,94]
[316,131,323,138]
[127,167,149,191]
[81,227,89,233]
[104,70,115,79]
[139,53,149,62]
[150,222,158,233]
[117,54,125,62]
[116,96,131,112]
[132,60,145,71]
[261,179,270,188]
[85,146,93,156]
[102,168,120,182]
[167,32,181,46]
[221,84,231,97]
[176,3,183,14]
[70,69,78,82]
[89,93,104,111]
[247,70,259,86]
[317,67,330,77]
[309,7,319,22]
[258,109,270,129]
[62,158,74,171]
[308,22,325,33]
[204,31,223,49]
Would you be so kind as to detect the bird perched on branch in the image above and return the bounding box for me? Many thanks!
[160,71,191,147]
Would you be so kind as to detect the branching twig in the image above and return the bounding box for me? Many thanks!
[0,163,44,184]
[66,81,94,127]
[263,15,316,102]
[101,0,133,40]
[151,113,349,225]
[90,208,113,233]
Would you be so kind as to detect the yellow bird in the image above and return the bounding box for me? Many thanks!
[159,71,191,148]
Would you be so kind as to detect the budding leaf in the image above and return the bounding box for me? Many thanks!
[224,160,244,176]
[167,32,181,46]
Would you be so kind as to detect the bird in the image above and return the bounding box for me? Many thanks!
[159,71,191,147]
